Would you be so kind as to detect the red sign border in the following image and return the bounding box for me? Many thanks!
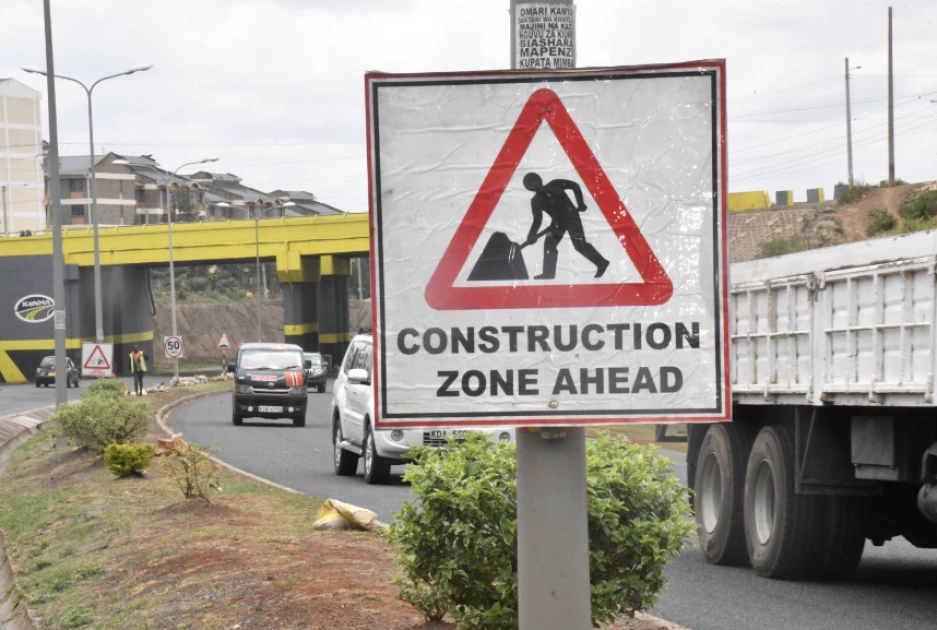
[366,61,731,429]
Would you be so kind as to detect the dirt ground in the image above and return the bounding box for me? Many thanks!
[0,388,686,630]
[835,182,930,240]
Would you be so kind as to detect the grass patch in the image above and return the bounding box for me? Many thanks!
[0,380,332,630]
[837,181,875,205]
[756,236,808,259]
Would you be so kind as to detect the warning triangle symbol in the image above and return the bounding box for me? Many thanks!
[83,345,111,370]
[218,333,231,349]
[424,88,673,311]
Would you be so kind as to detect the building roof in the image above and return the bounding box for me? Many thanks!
[270,189,316,201]
[187,171,276,204]
[55,155,108,177]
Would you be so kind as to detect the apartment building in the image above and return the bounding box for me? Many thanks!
[0,79,45,234]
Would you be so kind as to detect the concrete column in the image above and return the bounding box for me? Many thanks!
[316,255,351,370]
[282,281,318,350]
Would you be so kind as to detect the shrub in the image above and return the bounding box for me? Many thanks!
[891,216,937,236]
[55,395,149,453]
[838,182,873,205]
[867,208,897,237]
[757,237,807,259]
[85,378,126,398]
[162,443,221,502]
[103,444,156,477]
[389,434,693,630]
[899,190,937,221]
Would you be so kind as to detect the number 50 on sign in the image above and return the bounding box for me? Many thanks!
[164,336,184,359]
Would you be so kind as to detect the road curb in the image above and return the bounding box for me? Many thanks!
[0,407,55,630]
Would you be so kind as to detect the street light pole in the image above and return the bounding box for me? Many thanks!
[115,157,218,379]
[22,64,152,343]
[39,0,67,407]
[219,201,294,343]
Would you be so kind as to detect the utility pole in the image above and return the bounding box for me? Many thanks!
[887,6,895,185]
[41,0,68,407]
[510,3,590,630]
[845,57,854,186]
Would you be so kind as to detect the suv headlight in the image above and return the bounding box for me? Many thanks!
[235,384,251,394]
[289,386,305,395]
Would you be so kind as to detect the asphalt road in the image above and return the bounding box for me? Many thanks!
[0,375,163,417]
[170,388,937,630]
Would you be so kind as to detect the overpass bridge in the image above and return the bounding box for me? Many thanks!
[0,214,369,383]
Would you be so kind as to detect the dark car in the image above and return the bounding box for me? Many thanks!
[35,356,80,388]
[304,352,327,393]
[230,343,310,427]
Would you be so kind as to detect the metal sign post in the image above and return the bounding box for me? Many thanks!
[367,8,728,625]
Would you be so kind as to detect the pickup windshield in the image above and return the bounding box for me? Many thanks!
[240,350,303,371]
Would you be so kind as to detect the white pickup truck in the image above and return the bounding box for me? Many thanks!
[688,228,937,580]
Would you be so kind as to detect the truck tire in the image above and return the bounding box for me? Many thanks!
[744,425,826,579]
[333,420,359,476]
[293,414,306,428]
[655,424,667,442]
[695,423,755,566]
[811,495,865,581]
[232,413,243,426]
[363,423,391,485]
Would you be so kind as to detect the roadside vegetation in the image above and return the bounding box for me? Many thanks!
[390,434,693,629]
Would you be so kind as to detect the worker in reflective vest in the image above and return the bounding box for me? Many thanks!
[129,346,147,396]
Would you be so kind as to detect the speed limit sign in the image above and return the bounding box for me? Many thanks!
[164,336,184,360]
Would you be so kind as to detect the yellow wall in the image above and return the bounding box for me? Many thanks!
[728,191,772,213]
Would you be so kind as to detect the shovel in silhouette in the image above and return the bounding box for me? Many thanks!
[467,229,549,282]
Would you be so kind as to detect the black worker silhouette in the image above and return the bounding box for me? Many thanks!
[523,173,609,279]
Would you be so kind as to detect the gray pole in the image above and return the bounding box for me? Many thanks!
[845,58,854,187]
[1,185,7,235]
[41,0,68,407]
[510,2,590,629]
[255,206,262,343]
[165,179,178,379]
[887,6,895,185]
[85,88,105,342]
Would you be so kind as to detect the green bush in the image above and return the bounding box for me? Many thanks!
[838,182,873,205]
[757,237,807,259]
[55,395,149,453]
[162,443,221,502]
[889,216,937,236]
[103,444,156,477]
[899,190,937,221]
[389,434,693,630]
[85,378,125,398]
[867,208,897,237]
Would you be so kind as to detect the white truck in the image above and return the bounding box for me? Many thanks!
[688,228,937,580]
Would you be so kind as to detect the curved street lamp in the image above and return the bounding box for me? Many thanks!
[217,201,295,342]
[22,63,153,343]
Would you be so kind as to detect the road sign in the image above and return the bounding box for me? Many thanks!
[164,336,184,360]
[217,332,231,349]
[367,62,730,429]
[81,342,113,378]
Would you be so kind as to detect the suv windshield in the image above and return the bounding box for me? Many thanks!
[40,357,55,368]
[240,350,303,371]
[305,354,322,366]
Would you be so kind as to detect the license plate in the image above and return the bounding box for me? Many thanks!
[427,429,471,440]
[258,405,283,413]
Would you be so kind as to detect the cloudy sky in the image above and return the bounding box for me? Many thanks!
[1,0,935,212]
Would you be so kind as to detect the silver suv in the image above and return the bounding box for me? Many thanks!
[330,333,515,484]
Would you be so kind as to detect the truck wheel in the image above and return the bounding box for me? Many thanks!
[695,423,755,566]
[655,424,667,441]
[333,420,359,476]
[363,423,391,485]
[232,413,243,426]
[744,425,825,579]
[293,414,306,428]
[811,495,866,581]
[318,382,326,394]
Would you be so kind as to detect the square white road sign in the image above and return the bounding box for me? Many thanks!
[367,61,730,429]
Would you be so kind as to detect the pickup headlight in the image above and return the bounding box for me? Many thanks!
[235,384,251,394]
[290,386,305,395]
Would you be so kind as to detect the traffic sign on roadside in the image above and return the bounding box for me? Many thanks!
[81,342,113,378]
[164,336,184,360]
[367,62,730,429]
[217,332,231,349]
